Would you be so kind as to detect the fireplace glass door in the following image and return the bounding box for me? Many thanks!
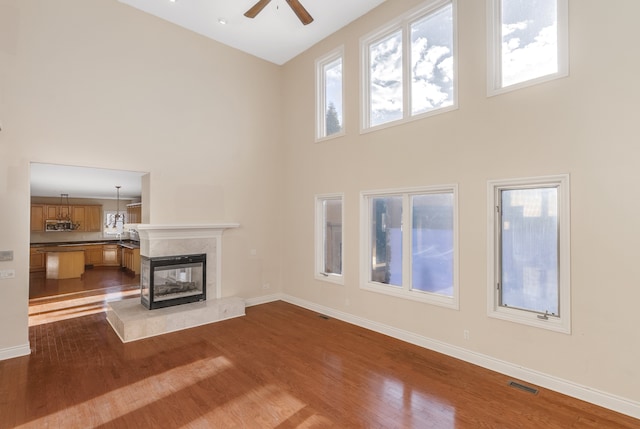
[141,254,206,309]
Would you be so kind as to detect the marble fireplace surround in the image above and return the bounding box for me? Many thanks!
[107,223,245,342]
[137,223,240,299]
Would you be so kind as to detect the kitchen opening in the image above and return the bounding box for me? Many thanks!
[28,162,149,326]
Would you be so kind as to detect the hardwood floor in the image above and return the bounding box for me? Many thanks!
[1,300,638,428]
[28,268,140,326]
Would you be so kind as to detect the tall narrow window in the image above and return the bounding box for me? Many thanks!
[487,0,568,95]
[488,175,571,333]
[316,47,344,141]
[361,185,458,309]
[362,0,457,130]
[369,30,404,127]
[315,194,344,284]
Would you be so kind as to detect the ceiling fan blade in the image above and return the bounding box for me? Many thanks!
[286,0,314,25]
[244,0,272,19]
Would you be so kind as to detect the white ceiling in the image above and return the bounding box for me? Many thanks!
[118,0,387,65]
[30,163,145,200]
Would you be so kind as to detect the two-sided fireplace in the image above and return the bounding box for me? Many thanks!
[140,254,206,310]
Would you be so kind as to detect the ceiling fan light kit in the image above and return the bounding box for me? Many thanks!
[244,0,314,25]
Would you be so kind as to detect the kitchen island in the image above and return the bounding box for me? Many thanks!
[31,240,140,277]
[45,249,85,280]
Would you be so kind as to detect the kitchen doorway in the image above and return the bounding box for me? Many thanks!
[29,162,149,326]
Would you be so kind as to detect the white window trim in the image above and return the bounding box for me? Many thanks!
[315,193,344,285]
[359,0,458,134]
[360,185,459,309]
[315,46,346,142]
[487,174,571,334]
[486,0,569,97]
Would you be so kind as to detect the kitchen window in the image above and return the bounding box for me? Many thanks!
[361,0,457,131]
[487,0,569,95]
[360,185,458,309]
[487,174,571,333]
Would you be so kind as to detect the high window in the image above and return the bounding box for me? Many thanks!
[315,194,344,284]
[361,0,457,130]
[316,47,344,141]
[487,0,568,95]
[360,185,458,309]
[487,175,571,333]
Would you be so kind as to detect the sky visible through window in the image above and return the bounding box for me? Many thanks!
[324,57,343,134]
[369,4,454,127]
[501,0,558,87]
[411,5,454,115]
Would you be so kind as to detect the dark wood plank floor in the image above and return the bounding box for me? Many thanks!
[2,300,638,428]
[28,268,140,326]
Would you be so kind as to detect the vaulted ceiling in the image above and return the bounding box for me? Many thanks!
[118,0,386,65]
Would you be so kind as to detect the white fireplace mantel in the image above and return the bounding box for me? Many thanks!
[134,223,240,299]
[135,223,240,241]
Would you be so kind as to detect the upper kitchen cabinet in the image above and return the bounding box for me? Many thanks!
[71,205,102,232]
[85,205,102,232]
[127,203,142,224]
[30,204,45,232]
[45,204,69,220]
[31,203,102,232]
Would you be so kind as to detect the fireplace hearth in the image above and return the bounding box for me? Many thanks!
[141,254,206,310]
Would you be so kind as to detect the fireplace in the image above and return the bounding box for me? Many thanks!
[141,253,206,310]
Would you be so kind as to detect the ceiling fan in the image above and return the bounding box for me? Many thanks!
[244,0,314,26]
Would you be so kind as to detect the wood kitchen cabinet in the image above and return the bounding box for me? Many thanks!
[71,205,102,232]
[126,203,142,224]
[71,206,86,231]
[30,204,45,232]
[121,246,140,275]
[31,203,102,232]
[29,247,46,272]
[102,244,121,266]
[84,244,103,266]
[85,205,102,232]
[45,205,69,220]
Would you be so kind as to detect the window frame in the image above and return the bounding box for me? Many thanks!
[487,174,571,333]
[360,0,458,133]
[315,46,345,142]
[315,193,345,285]
[486,0,569,96]
[360,185,459,309]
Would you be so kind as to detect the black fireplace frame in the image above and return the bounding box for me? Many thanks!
[141,253,207,310]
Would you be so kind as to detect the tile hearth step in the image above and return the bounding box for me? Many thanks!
[106,297,245,343]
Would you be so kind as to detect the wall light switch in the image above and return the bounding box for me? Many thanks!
[0,251,13,261]
[0,269,15,279]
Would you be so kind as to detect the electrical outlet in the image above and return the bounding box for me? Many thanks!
[0,269,16,279]
[463,329,470,340]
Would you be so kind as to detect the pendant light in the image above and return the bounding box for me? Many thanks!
[114,185,125,226]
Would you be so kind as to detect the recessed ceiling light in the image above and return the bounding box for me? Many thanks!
[218,18,227,25]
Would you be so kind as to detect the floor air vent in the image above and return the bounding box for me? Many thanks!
[318,314,330,320]
[508,381,539,395]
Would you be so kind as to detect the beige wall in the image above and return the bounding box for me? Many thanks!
[281,0,640,405]
[0,0,284,350]
[2,0,639,415]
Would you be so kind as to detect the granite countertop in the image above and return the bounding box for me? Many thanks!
[31,240,140,249]
[39,248,87,253]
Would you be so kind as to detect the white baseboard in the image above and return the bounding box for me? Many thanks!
[244,293,284,308]
[267,294,640,420]
[0,343,31,361]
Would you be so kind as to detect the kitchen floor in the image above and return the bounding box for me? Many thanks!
[29,268,140,326]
